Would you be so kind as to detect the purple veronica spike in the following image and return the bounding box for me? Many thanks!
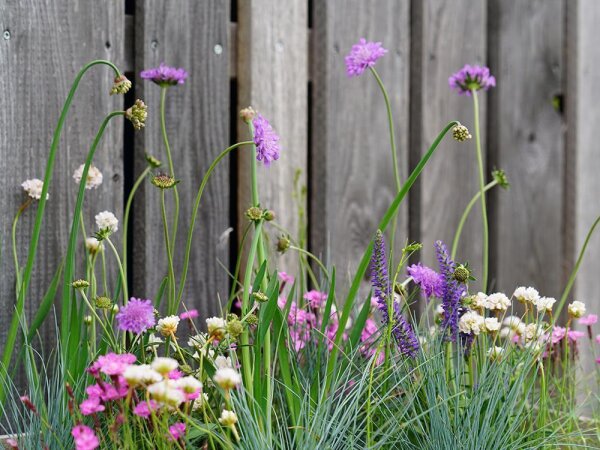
[116,298,156,334]
[448,64,496,96]
[407,263,444,298]
[140,63,188,86]
[344,38,388,77]
[434,241,465,341]
[252,114,280,166]
[371,231,419,357]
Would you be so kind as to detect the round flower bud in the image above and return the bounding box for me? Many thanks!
[111,304,120,314]
[263,210,275,221]
[452,124,472,142]
[213,368,241,390]
[568,301,586,319]
[110,74,132,95]
[245,206,263,222]
[72,279,90,289]
[95,296,112,309]
[452,264,471,283]
[227,319,244,339]
[239,106,256,123]
[246,314,258,326]
[145,153,162,168]
[84,315,93,325]
[85,237,104,255]
[252,291,269,303]
[151,173,178,190]
[125,99,148,130]
[492,169,510,189]
[219,409,238,427]
[276,235,291,253]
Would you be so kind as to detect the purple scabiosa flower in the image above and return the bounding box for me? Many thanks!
[449,64,496,95]
[140,63,188,86]
[252,114,280,166]
[371,230,419,357]
[116,298,156,334]
[435,241,466,341]
[407,263,444,298]
[344,38,387,77]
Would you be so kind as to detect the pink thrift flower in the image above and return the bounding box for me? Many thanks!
[596,334,600,344]
[80,397,105,416]
[96,353,136,376]
[278,271,294,285]
[579,314,598,326]
[71,424,100,450]
[133,400,158,418]
[596,357,600,365]
[304,290,328,308]
[551,326,566,344]
[168,422,186,441]
[567,330,586,342]
[5,438,18,449]
[180,309,199,320]
[168,369,183,380]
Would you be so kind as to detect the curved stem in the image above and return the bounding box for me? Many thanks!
[160,190,177,314]
[12,199,32,292]
[288,245,329,282]
[451,180,498,260]
[122,166,152,275]
[472,90,489,292]
[160,86,180,251]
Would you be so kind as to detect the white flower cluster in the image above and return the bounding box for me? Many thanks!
[21,178,48,200]
[73,164,103,190]
[95,211,119,233]
[512,286,556,314]
[568,301,586,318]
[458,311,501,335]
[156,315,180,337]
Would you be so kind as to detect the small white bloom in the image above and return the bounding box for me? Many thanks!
[535,296,556,313]
[214,355,233,370]
[499,327,515,339]
[147,380,185,407]
[218,409,238,427]
[458,310,485,335]
[472,292,487,309]
[73,164,103,190]
[213,367,241,390]
[85,237,104,254]
[111,304,120,314]
[95,211,119,233]
[487,346,505,360]
[513,286,540,305]
[485,293,511,311]
[523,323,543,342]
[206,317,227,340]
[21,178,48,200]
[192,393,209,411]
[156,315,180,337]
[151,357,178,375]
[188,333,209,348]
[502,315,522,330]
[484,317,501,332]
[146,333,164,349]
[174,376,202,395]
[435,305,444,316]
[123,364,162,387]
[568,301,586,318]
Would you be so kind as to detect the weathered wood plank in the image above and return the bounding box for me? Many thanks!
[0,0,124,369]
[311,0,410,290]
[236,0,308,273]
[133,1,230,316]
[415,0,487,291]
[488,0,564,296]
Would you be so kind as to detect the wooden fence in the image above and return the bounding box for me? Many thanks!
[1,0,599,363]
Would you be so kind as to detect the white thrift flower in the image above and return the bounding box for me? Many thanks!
[499,327,515,339]
[174,376,202,396]
[123,364,162,387]
[95,211,118,233]
[213,367,241,390]
[206,317,227,340]
[513,286,539,305]
[485,293,511,311]
[458,310,485,335]
[523,323,543,343]
[85,237,103,254]
[188,333,209,348]
[214,355,233,370]
[21,178,48,200]
[151,357,178,375]
[192,393,209,411]
[156,315,180,337]
[473,292,487,309]
[487,346,505,360]
[484,317,501,332]
[147,380,185,407]
[435,305,444,317]
[535,296,556,313]
[568,301,586,318]
[146,333,164,350]
[73,164,103,189]
[218,409,238,426]
[503,315,522,330]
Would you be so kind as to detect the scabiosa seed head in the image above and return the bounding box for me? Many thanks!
[72,279,90,289]
[252,114,280,166]
[21,178,48,200]
[435,240,466,341]
[145,153,162,168]
[73,164,103,190]
[151,173,178,189]
[116,298,156,334]
[94,296,112,309]
[246,314,258,325]
[110,74,132,95]
[452,124,472,142]
[227,318,244,339]
[239,106,256,123]
[140,63,188,86]
[252,291,269,303]
[453,263,473,283]
[344,38,387,77]
[276,235,291,253]
[245,206,263,222]
[492,169,510,189]
[125,99,147,130]
[449,64,496,95]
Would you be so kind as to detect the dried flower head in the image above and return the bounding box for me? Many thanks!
[252,114,280,166]
[94,296,112,309]
[239,106,256,123]
[151,173,178,189]
[116,298,156,334]
[145,153,162,168]
[21,178,48,200]
[344,38,387,77]
[125,99,148,130]
[452,124,472,142]
[492,169,510,189]
[73,164,103,190]
[449,64,496,95]
[110,74,132,95]
[72,279,90,289]
[140,63,188,86]
[245,206,264,222]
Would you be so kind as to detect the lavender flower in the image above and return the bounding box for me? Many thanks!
[252,114,280,166]
[407,263,444,298]
[448,64,496,96]
[435,241,466,341]
[371,230,419,357]
[116,298,156,334]
[140,63,188,86]
[345,38,388,77]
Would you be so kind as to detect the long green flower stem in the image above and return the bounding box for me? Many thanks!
[160,190,177,314]
[451,180,498,260]
[11,199,32,292]
[176,141,253,305]
[471,90,489,292]
[160,86,180,250]
[0,61,121,400]
[122,166,152,275]
[105,237,128,307]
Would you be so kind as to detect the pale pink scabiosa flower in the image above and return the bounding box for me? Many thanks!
[304,290,327,308]
[579,314,597,326]
[344,38,387,77]
[180,309,199,320]
[252,114,280,166]
[168,422,186,441]
[71,424,100,450]
[21,178,48,200]
[116,298,156,334]
[449,64,496,95]
[73,164,103,190]
[567,330,586,342]
[140,63,188,86]
[407,263,444,298]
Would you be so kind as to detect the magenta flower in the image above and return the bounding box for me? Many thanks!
[596,334,600,344]
[116,298,156,334]
[133,400,159,418]
[252,114,280,166]
[407,263,444,298]
[304,290,328,308]
[80,397,105,416]
[168,422,186,441]
[278,271,294,285]
[95,353,136,376]
[579,314,598,326]
[567,330,586,342]
[449,64,496,96]
[180,309,199,320]
[551,326,566,344]
[140,63,188,86]
[71,424,100,450]
[344,38,387,77]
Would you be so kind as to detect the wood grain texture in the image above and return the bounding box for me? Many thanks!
[488,0,564,296]
[133,1,230,316]
[416,0,487,290]
[237,0,308,273]
[311,0,410,290]
[0,0,124,367]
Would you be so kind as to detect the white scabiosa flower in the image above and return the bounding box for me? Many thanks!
[206,317,227,340]
[458,310,485,335]
[218,409,238,426]
[484,292,511,311]
[73,164,103,189]
[85,237,104,254]
[487,346,505,361]
[21,178,48,200]
[484,317,501,332]
[535,296,556,313]
[568,301,586,318]
[214,355,233,370]
[151,357,178,375]
[95,211,118,233]
[513,286,539,305]
[156,315,180,337]
[147,380,186,407]
[213,367,241,390]
[123,364,162,387]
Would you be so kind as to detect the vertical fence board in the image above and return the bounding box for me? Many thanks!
[488,0,564,296]
[416,0,487,289]
[236,1,308,274]
[133,1,230,316]
[0,0,124,371]
[311,0,410,291]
